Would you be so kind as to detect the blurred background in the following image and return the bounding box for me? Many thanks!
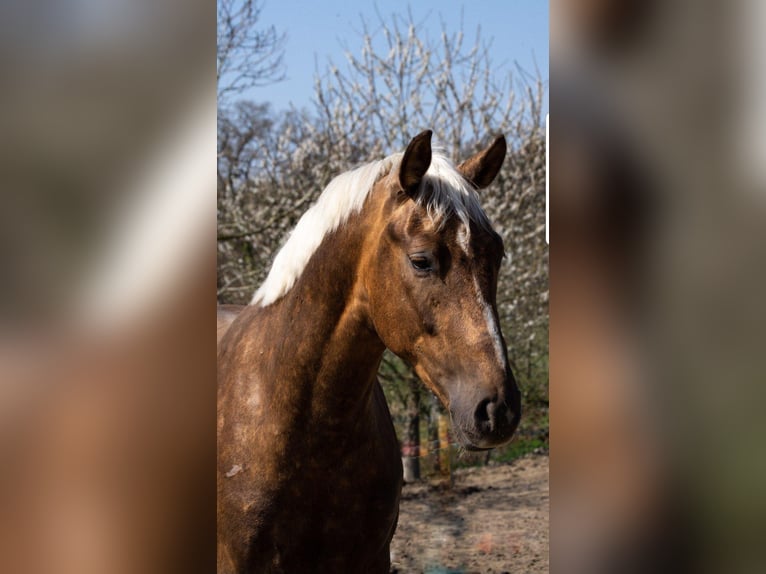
[0,0,217,573]
[551,0,766,572]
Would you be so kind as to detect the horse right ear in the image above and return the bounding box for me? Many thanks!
[399,130,432,195]
[457,135,507,190]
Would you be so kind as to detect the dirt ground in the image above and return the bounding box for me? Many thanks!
[390,454,549,574]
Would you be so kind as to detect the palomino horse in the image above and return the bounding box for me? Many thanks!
[217,131,521,573]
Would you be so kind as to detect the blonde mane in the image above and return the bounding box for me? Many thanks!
[251,150,491,307]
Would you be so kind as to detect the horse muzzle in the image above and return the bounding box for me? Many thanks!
[452,386,521,450]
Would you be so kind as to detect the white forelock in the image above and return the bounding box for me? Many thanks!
[251,150,492,307]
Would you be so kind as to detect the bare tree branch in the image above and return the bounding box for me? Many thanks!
[217,0,286,102]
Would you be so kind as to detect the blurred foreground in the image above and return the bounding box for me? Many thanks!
[551,1,766,572]
[0,1,217,573]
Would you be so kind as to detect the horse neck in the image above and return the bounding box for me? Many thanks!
[263,207,386,430]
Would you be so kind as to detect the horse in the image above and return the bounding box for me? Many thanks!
[217,130,522,573]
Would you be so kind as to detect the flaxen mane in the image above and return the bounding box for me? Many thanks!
[251,151,492,306]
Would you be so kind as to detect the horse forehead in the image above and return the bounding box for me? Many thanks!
[402,207,436,235]
[454,221,502,259]
[394,204,501,260]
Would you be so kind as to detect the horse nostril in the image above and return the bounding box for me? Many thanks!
[474,398,492,426]
[474,396,520,439]
[491,400,506,421]
[492,401,514,430]
[475,397,508,432]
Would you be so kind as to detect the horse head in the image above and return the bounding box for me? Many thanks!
[364,131,521,450]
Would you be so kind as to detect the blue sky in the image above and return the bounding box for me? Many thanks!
[249,0,548,114]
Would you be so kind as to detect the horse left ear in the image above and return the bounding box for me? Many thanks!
[457,135,507,189]
[399,130,433,195]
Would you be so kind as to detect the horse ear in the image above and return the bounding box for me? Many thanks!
[399,130,433,195]
[457,135,507,189]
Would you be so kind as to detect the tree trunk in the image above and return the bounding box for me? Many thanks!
[401,378,421,483]
[438,412,451,480]
[428,393,441,474]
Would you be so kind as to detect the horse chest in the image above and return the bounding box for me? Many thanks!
[271,428,400,532]
[220,405,402,573]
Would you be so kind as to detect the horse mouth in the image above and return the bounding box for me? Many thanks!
[463,443,495,452]
[460,435,512,451]
[450,419,511,451]
[450,411,519,451]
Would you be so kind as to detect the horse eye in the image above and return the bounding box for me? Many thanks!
[409,255,433,272]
